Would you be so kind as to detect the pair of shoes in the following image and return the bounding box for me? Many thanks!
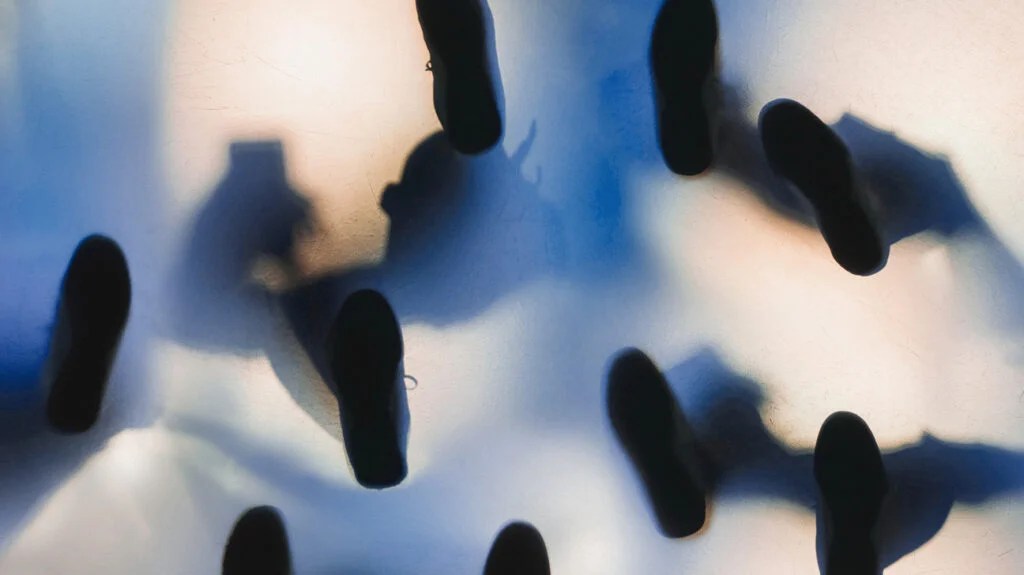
[607,351,888,573]
[414,0,717,168]
[416,0,502,155]
[223,512,551,575]
[50,237,408,486]
[652,0,886,274]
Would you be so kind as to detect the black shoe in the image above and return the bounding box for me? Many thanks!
[759,99,887,275]
[651,0,719,176]
[606,348,707,537]
[222,506,292,575]
[814,412,888,575]
[45,235,131,434]
[484,521,550,575]
[416,0,502,155]
[327,289,408,488]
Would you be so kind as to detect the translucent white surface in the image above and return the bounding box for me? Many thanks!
[1,0,1023,573]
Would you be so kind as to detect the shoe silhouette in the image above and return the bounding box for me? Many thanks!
[814,412,888,575]
[484,521,550,575]
[759,99,887,275]
[222,506,292,575]
[327,289,408,488]
[45,234,131,434]
[606,348,707,537]
[651,0,719,176]
[416,0,502,155]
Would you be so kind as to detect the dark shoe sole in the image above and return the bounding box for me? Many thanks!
[814,412,888,575]
[759,99,887,275]
[46,234,131,434]
[651,0,719,176]
[222,506,292,575]
[327,289,408,488]
[484,521,550,575]
[606,348,707,537]
[417,0,502,155]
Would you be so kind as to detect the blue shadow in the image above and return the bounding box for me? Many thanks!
[662,347,1024,572]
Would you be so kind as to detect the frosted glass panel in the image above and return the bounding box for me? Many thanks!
[2,0,1023,573]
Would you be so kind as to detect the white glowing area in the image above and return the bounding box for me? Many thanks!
[163,0,441,273]
[1,0,1023,574]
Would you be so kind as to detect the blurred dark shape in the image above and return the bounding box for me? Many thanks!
[327,289,408,489]
[651,0,719,176]
[664,348,1024,572]
[715,85,812,218]
[416,0,503,154]
[759,99,887,276]
[719,86,1024,284]
[0,0,164,551]
[814,412,888,575]
[172,130,558,484]
[606,348,707,538]
[171,140,309,353]
[381,123,557,295]
[45,234,131,433]
[279,125,558,375]
[831,116,975,242]
[222,505,292,575]
[484,521,550,575]
[717,87,1024,331]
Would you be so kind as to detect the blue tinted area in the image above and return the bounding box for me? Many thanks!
[0,0,166,403]
[0,0,166,547]
[2,1,1023,573]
